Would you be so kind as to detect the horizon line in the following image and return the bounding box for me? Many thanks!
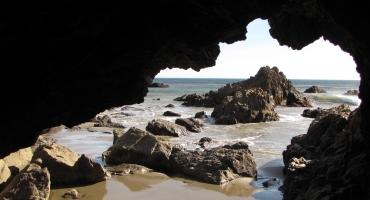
[155,77,360,81]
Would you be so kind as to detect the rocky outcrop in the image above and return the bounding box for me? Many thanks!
[344,89,359,95]
[211,88,279,124]
[0,163,50,200]
[303,85,327,93]
[169,142,257,184]
[281,104,355,199]
[2,147,33,177]
[102,127,173,170]
[175,118,203,133]
[32,143,109,184]
[165,104,175,108]
[198,137,212,148]
[286,91,312,107]
[146,119,189,137]
[176,66,300,108]
[93,115,125,128]
[148,83,169,88]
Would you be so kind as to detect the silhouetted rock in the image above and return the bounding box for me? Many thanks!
[148,83,169,88]
[163,111,181,117]
[103,127,172,170]
[211,88,279,124]
[344,89,359,95]
[169,142,257,184]
[303,85,326,93]
[175,118,203,133]
[146,119,188,137]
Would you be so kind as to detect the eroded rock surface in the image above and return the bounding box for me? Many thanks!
[93,115,125,128]
[32,143,109,184]
[169,142,257,184]
[175,118,203,133]
[103,127,173,170]
[211,88,279,124]
[0,163,50,200]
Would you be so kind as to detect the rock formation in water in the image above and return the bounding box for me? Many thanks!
[303,85,327,93]
[344,89,359,95]
[148,83,170,88]
[1,1,370,199]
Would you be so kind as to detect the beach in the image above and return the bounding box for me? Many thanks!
[45,78,360,200]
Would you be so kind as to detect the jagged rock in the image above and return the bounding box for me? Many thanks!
[194,111,207,119]
[148,83,169,88]
[146,119,189,137]
[0,160,12,192]
[0,163,50,200]
[169,142,257,184]
[286,91,312,107]
[175,118,203,133]
[174,94,188,101]
[2,147,33,176]
[303,85,327,93]
[281,104,354,200]
[102,127,172,170]
[211,88,279,124]
[113,129,125,144]
[301,107,323,118]
[32,143,109,184]
[198,137,212,148]
[163,111,181,117]
[93,115,125,128]
[177,66,298,108]
[165,104,175,108]
[344,89,359,95]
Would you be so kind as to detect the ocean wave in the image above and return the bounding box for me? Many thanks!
[309,93,361,106]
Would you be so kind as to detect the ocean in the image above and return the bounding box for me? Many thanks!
[47,78,360,200]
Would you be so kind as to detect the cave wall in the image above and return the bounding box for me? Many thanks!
[1,1,370,198]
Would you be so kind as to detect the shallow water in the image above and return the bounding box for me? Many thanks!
[45,78,360,200]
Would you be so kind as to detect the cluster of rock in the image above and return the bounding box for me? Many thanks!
[0,136,109,199]
[281,104,358,199]
[148,83,170,88]
[175,66,311,124]
[303,85,327,93]
[103,127,257,184]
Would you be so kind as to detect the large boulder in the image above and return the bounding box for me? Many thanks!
[102,127,173,170]
[194,111,208,119]
[146,119,189,137]
[286,91,312,107]
[301,107,323,118]
[113,128,125,144]
[169,142,257,184]
[2,147,33,176]
[163,111,181,117]
[0,163,50,200]
[175,118,203,133]
[32,143,109,184]
[303,85,327,93]
[211,88,279,124]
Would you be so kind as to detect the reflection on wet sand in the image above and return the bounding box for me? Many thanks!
[49,181,107,200]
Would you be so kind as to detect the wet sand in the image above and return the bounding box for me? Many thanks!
[45,124,284,200]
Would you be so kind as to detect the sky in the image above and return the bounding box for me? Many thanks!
[156,19,359,80]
